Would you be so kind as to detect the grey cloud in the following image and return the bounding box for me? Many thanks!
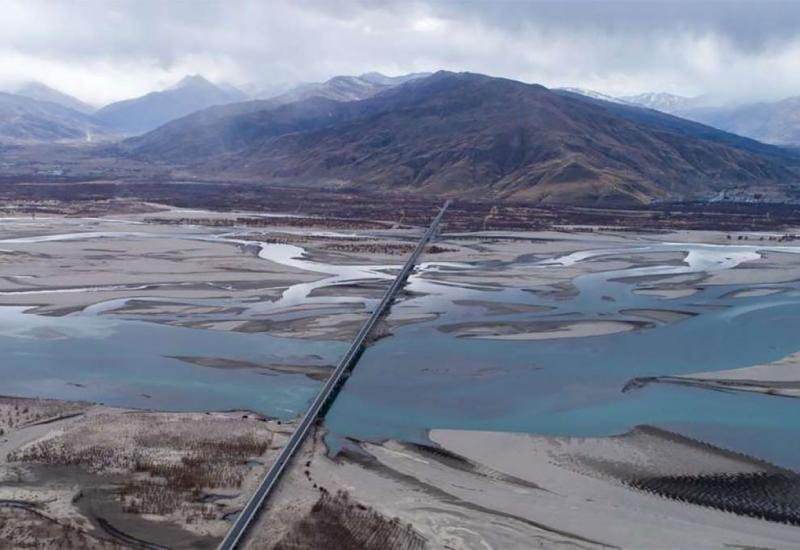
[1,0,799,105]
[429,0,800,51]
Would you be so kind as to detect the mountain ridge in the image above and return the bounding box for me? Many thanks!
[12,82,95,114]
[126,71,800,205]
[263,72,431,105]
[0,92,107,143]
[95,75,247,135]
[569,88,800,147]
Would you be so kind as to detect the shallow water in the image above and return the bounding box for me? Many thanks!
[0,224,364,417]
[0,305,342,417]
[325,242,800,469]
[2,220,800,469]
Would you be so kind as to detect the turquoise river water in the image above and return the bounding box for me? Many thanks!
[2,227,800,469]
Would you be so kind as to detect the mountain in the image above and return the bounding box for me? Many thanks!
[359,72,432,86]
[13,82,95,114]
[618,92,800,146]
[241,81,292,101]
[272,75,388,104]
[556,87,632,105]
[621,92,701,113]
[123,72,435,159]
[0,92,106,143]
[127,71,800,205]
[673,98,800,147]
[266,72,430,105]
[217,82,249,99]
[94,75,247,135]
[124,95,344,159]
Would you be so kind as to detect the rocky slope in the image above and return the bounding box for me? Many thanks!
[127,72,800,205]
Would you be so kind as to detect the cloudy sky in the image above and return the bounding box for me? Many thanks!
[2,0,800,106]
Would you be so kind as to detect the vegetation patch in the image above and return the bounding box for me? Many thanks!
[10,412,273,524]
[274,490,426,550]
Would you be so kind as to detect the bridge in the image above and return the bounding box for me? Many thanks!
[218,200,451,550]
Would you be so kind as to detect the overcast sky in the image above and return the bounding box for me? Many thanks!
[3,0,800,106]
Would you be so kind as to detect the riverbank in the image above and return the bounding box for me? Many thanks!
[0,395,295,549]
[247,426,800,549]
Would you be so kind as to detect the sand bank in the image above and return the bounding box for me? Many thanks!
[451,299,553,315]
[169,356,333,381]
[725,287,788,298]
[620,308,696,323]
[246,426,800,549]
[627,350,800,398]
[439,319,650,340]
[633,287,699,299]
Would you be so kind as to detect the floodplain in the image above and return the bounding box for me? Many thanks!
[2,199,800,548]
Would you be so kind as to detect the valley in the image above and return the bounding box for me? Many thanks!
[5,2,800,548]
[2,200,800,547]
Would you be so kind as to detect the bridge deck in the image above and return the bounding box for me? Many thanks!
[217,200,451,550]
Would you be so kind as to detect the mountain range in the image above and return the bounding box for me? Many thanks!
[126,71,800,205]
[0,91,106,143]
[557,88,630,105]
[93,75,248,135]
[567,89,800,147]
[117,73,433,159]
[12,81,96,114]
[621,92,703,113]
[267,73,429,105]
[0,76,248,142]
[691,98,800,147]
[3,71,800,206]
[6,75,800,149]
[0,72,429,143]
[246,72,431,103]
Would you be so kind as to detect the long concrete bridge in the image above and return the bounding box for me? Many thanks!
[218,200,451,550]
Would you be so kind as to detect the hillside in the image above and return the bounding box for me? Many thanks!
[127,72,800,205]
[95,75,246,135]
[123,73,434,159]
